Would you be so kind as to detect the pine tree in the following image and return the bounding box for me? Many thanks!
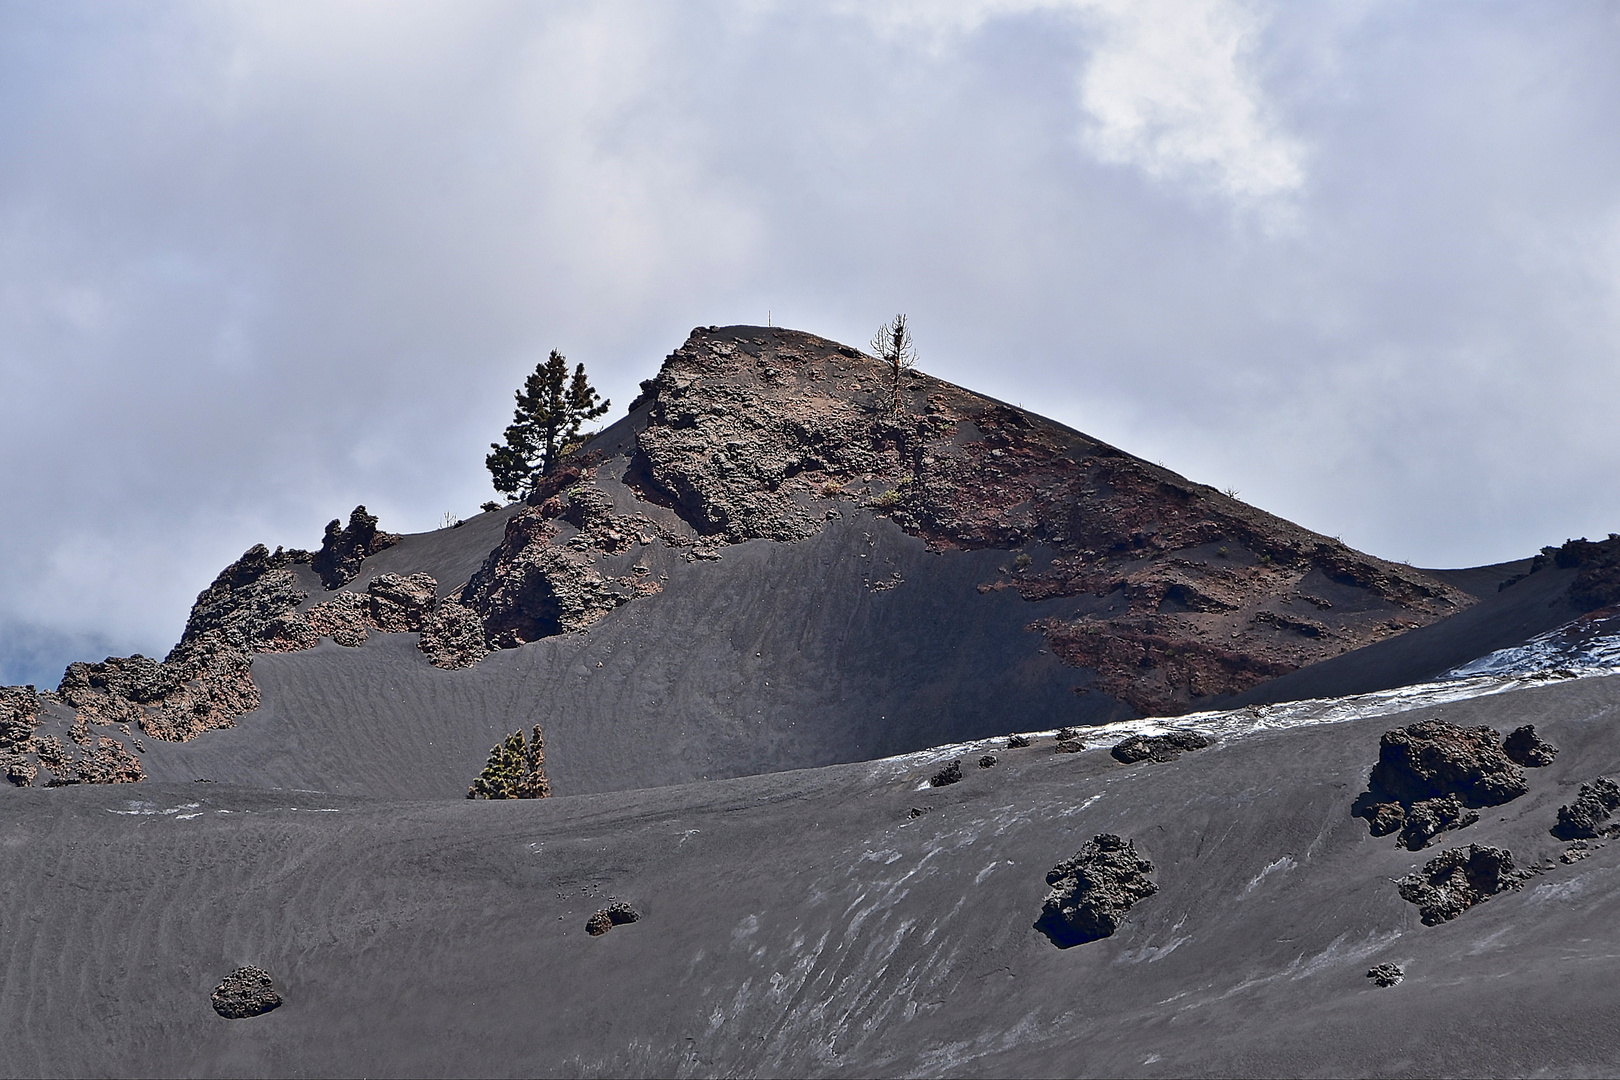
[871,314,918,414]
[486,350,610,497]
[467,725,551,799]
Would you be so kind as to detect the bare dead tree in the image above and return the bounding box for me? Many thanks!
[871,314,918,414]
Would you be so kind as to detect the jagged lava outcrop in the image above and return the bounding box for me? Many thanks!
[622,325,1470,714]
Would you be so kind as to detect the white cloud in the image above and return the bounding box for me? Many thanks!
[842,0,1306,204]
[1075,0,1305,200]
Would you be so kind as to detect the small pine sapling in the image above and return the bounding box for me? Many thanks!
[468,724,551,799]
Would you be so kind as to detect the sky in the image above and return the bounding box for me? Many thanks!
[3,0,1620,687]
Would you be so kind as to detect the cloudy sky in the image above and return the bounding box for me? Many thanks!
[3,0,1620,687]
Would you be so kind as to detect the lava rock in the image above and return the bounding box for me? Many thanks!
[1398,795,1479,851]
[1363,801,1407,837]
[1110,730,1209,765]
[1368,720,1528,808]
[929,760,963,787]
[311,505,400,590]
[1054,739,1085,754]
[366,573,438,632]
[211,966,283,1019]
[1551,778,1620,840]
[418,600,490,670]
[1035,834,1157,948]
[978,754,997,768]
[1367,963,1404,987]
[1398,844,1529,925]
[586,903,640,936]
[1504,724,1558,767]
[1006,734,1031,749]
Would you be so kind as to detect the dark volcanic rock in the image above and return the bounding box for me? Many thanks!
[1551,778,1620,840]
[366,573,438,632]
[1397,795,1479,851]
[1054,738,1085,754]
[418,600,489,670]
[585,903,640,936]
[1110,730,1209,765]
[460,508,638,648]
[978,754,998,768]
[1367,720,1528,808]
[1398,844,1529,925]
[1504,724,1558,767]
[312,505,400,590]
[1367,963,1404,987]
[1036,834,1157,948]
[929,760,963,787]
[1362,801,1407,837]
[211,966,283,1019]
[1006,734,1031,749]
[303,591,371,647]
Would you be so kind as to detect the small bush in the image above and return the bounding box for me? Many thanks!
[1013,552,1033,570]
[481,501,501,513]
[468,725,551,799]
[873,489,902,508]
[820,479,844,497]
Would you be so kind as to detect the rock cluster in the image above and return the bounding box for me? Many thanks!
[1355,720,1543,850]
[1504,724,1558,767]
[210,966,283,1019]
[585,903,640,936]
[0,686,41,785]
[929,760,963,787]
[460,511,641,648]
[1110,730,1210,765]
[310,506,399,590]
[1398,844,1529,925]
[54,543,310,749]
[1552,778,1620,840]
[1366,963,1404,987]
[1035,834,1157,948]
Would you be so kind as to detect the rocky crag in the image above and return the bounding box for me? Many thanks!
[0,325,1494,785]
[614,327,1472,714]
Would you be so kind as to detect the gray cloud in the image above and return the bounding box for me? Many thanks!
[3,0,1619,686]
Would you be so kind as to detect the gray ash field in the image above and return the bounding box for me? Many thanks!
[6,326,1620,1077]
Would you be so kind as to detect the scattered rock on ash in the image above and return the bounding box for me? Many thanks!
[1006,734,1031,749]
[211,966,283,1019]
[1398,844,1529,926]
[908,806,930,819]
[1397,795,1479,851]
[1561,840,1600,863]
[1354,719,1530,846]
[586,903,640,936]
[978,754,998,768]
[929,760,963,787]
[1366,963,1404,988]
[1054,738,1085,754]
[1504,724,1558,767]
[1551,778,1620,840]
[1369,720,1528,808]
[1110,730,1209,765]
[1035,834,1157,948]
[1054,728,1079,741]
